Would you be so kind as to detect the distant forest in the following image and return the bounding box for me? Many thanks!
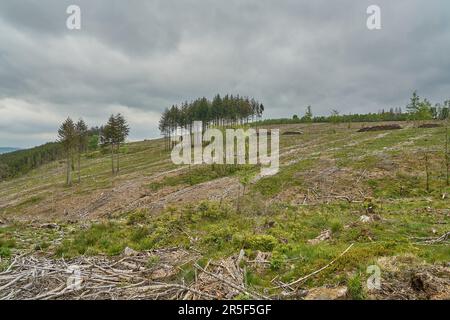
[0,127,101,181]
[0,116,132,181]
[263,92,450,125]
[0,142,65,180]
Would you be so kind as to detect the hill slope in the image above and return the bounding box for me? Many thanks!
[0,122,449,300]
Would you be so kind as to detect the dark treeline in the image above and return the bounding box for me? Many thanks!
[259,109,448,126]
[261,111,410,125]
[264,92,450,125]
[159,94,264,149]
[0,125,110,182]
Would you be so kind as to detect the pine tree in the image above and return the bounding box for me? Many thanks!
[101,115,118,175]
[75,119,88,183]
[446,123,449,186]
[114,113,130,173]
[58,117,76,186]
[407,90,420,114]
[416,99,433,121]
[159,108,170,150]
[302,105,313,122]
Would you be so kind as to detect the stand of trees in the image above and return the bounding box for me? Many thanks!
[0,114,130,184]
[406,91,450,121]
[406,91,432,120]
[100,113,130,175]
[58,118,89,186]
[158,94,264,150]
[58,114,129,184]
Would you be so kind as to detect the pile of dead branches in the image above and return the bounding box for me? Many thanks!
[0,248,269,300]
[188,250,268,300]
[0,248,205,300]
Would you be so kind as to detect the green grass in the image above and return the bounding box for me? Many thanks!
[52,197,448,292]
[254,158,315,196]
[0,238,16,257]
[149,164,244,190]
[347,273,366,300]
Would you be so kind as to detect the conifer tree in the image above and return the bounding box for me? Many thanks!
[101,115,118,175]
[58,117,76,186]
[114,113,130,173]
[302,105,313,122]
[75,119,88,183]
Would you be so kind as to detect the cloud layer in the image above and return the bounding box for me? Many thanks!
[1,0,449,147]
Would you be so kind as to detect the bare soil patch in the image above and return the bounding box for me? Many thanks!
[358,124,402,132]
[418,123,442,129]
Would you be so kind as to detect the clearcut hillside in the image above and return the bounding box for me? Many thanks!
[0,121,449,300]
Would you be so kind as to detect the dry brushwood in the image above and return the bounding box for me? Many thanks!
[0,248,273,300]
[0,248,211,300]
[188,251,269,300]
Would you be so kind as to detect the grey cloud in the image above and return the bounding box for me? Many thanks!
[0,0,449,148]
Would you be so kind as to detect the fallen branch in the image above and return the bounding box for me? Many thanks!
[273,243,354,289]
[414,231,450,245]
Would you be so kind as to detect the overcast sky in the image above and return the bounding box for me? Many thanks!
[1,0,449,148]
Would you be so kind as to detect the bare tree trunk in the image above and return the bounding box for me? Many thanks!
[188,163,192,185]
[71,154,75,171]
[66,153,72,186]
[446,125,449,186]
[236,185,242,213]
[166,131,169,151]
[77,149,81,183]
[425,152,430,193]
[111,144,115,175]
[116,144,120,174]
